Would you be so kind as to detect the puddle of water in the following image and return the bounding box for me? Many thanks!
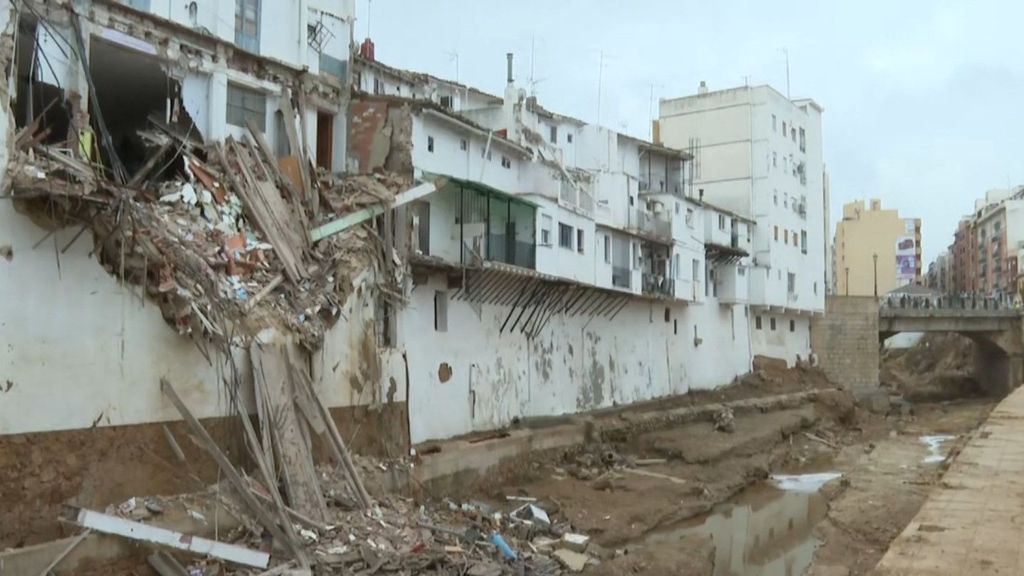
[920,435,955,464]
[644,473,836,576]
[770,472,842,493]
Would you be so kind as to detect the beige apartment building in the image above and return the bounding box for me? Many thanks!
[833,199,922,296]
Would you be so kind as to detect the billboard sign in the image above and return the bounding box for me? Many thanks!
[896,236,917,281]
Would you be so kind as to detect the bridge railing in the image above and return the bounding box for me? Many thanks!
[881,294,1021,314]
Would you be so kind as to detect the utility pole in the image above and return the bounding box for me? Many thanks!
[873,253,879,297]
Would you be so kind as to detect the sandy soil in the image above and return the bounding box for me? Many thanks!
[808,399,993,576]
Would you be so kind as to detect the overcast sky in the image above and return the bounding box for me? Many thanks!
[358,1,1024,264]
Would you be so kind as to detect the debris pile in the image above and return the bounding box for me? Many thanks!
[4,115,407,350]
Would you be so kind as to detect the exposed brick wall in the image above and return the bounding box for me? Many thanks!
[810,296,880,395]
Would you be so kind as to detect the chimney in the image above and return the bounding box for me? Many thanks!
[698,80,708,95]
[506,53,514,84]
[359,38,376,61]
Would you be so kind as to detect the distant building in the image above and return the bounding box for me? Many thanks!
[927,251,951,294]
[975,197,1024,296]
[951,218,978,294]
[833,199,922,296]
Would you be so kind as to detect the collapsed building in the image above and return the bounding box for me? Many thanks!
[0,2,830,570]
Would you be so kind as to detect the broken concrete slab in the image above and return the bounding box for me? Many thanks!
[551,548,589,572]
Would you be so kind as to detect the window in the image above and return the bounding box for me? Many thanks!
[675,202,680,215]
[772,114,777,131]
[773,191,778,205]
[793,230,799,247]
[577,229,585,254]
[629,195,635,206]
[226,83,266,130]
[772,152,777,167]
[774,226,779,241]
[549,125,557,144]
[718,214,726,230]
[427,136,435,153]
[782,121,787,136]
[692,259,700,284]
[789,319,796,332]
[567,133,573,143]
[559,223,573,249]
[373,77,383,95]
[799,127,806,152]
[235,0,260,53]
[791,127,796,141]
[540,215,553,246]
[460,139,468,151]
[686,208,695,228]
[604,235,611,263]
[813,281,818,295]
[440,95,453,109]
[501,156,511,169]
[788,272,796,293]
[674,254,681,278]
[756,316,762,330]
[801,230,807,254]
[770,317,777,331]
[434,291,448,332]
[784,229,789,244]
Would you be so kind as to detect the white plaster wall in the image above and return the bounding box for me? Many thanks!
[412,114,523,195]
[401,273,752,443]
[533,201,596,284]
[749,312,812,365]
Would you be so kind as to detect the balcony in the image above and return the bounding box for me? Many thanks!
[643,274,674,298]
[627,207,672,242]
[486,234,536,269]
[612,265,631,289]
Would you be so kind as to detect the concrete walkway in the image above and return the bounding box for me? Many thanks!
[874,387,1024,575]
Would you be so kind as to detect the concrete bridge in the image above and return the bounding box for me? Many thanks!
[879,307,1023,395]
[810,297,1024,397]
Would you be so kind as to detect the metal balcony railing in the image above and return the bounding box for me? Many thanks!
[643,274,674,297]
[485,234,536,269]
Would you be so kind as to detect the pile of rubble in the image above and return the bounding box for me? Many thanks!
[4,114,407,350]
[60,462,608,575]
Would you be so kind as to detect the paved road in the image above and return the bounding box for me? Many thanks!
[874,387,1024,575]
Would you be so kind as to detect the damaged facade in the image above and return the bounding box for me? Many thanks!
[0,4,829,563]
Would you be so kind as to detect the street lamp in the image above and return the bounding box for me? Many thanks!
[845,267,850,296]
[873,253,879,297]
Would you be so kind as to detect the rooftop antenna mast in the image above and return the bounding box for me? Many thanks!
[782,47,791,99]
[366,0,373,38]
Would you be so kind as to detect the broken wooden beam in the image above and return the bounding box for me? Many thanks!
[35,529,91,576]
[309,180,439,243]
[160,378,308,565]
[70,507,269,569]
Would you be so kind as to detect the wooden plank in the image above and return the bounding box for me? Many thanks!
[127,139,173,187]
[295,91,317,218]
[310,181,439,242]
[251,344,328,522]
[223,139,307,283]
[72,508,269,569]
[159,378,307,564]
[286,349,372,509]
[244,122,310,235]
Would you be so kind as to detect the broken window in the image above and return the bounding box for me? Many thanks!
[226,83,266,130]
[13,15,71,145]
[559,223,573,249]
[235,0,260,53]
[315,111,334,170]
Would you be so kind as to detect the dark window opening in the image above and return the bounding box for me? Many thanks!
[559,223,573,249]
[770,317,777,331]
[427,135,435,153]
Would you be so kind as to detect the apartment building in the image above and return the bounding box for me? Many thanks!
[832,199,922,296]
[975,198,1024,295]
[927,251,951,294]
[349,51,774,442]
[656,83,827,361]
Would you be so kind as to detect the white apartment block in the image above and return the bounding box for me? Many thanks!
[658,83,828,361]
